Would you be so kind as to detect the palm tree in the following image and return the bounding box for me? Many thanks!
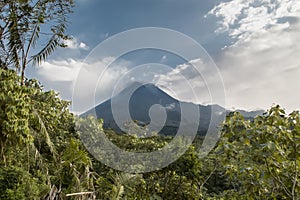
[0,0,74,84]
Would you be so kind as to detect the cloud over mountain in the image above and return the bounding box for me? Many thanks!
[206,0,300,112]
[28,0,300,114]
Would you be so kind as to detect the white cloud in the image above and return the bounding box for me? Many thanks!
[35,0,300,114]
[152,0,300,113]
[206,0,300,112]
[37,59,81,82]
[37,57,132,113]
[217,21,300,112]
[154,58,222,106]
[64,37,89,50]
[209,0,300,44]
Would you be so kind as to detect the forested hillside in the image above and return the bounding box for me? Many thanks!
[0,68,299,199]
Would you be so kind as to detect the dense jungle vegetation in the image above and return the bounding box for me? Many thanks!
[0,68,299,199]
[0,0,299,199]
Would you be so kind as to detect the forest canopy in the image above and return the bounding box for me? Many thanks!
[0,68,299,199]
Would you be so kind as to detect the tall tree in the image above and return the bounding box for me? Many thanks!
[0,68,96,199]
[0,0,74,84]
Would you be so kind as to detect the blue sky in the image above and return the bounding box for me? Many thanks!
[27,0,300,114]
[56,0,229,58]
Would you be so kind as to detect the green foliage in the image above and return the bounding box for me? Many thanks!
[0,0,74,83]
[67,107,300,199]
[0,69,32,161]
[215,105,300,199]
[0,166,48,200]
[0,68,95,199]
[1,68,299,199]
[77,117,221,199]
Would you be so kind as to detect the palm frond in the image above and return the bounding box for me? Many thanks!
[31,35,59,65]
[7,4,23,69]
[30,0,47,48]
[32,109,57,159]
[23,21,40,67]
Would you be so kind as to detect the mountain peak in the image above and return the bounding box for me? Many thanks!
[123,81,158,91]
[82,82,261,135]
[115,81,175,102]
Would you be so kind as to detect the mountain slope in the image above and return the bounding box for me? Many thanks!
[82,82,262,135]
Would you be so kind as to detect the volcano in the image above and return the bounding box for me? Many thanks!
[82,82,262,135]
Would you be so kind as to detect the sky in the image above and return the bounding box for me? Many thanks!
[27,0,300,114]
